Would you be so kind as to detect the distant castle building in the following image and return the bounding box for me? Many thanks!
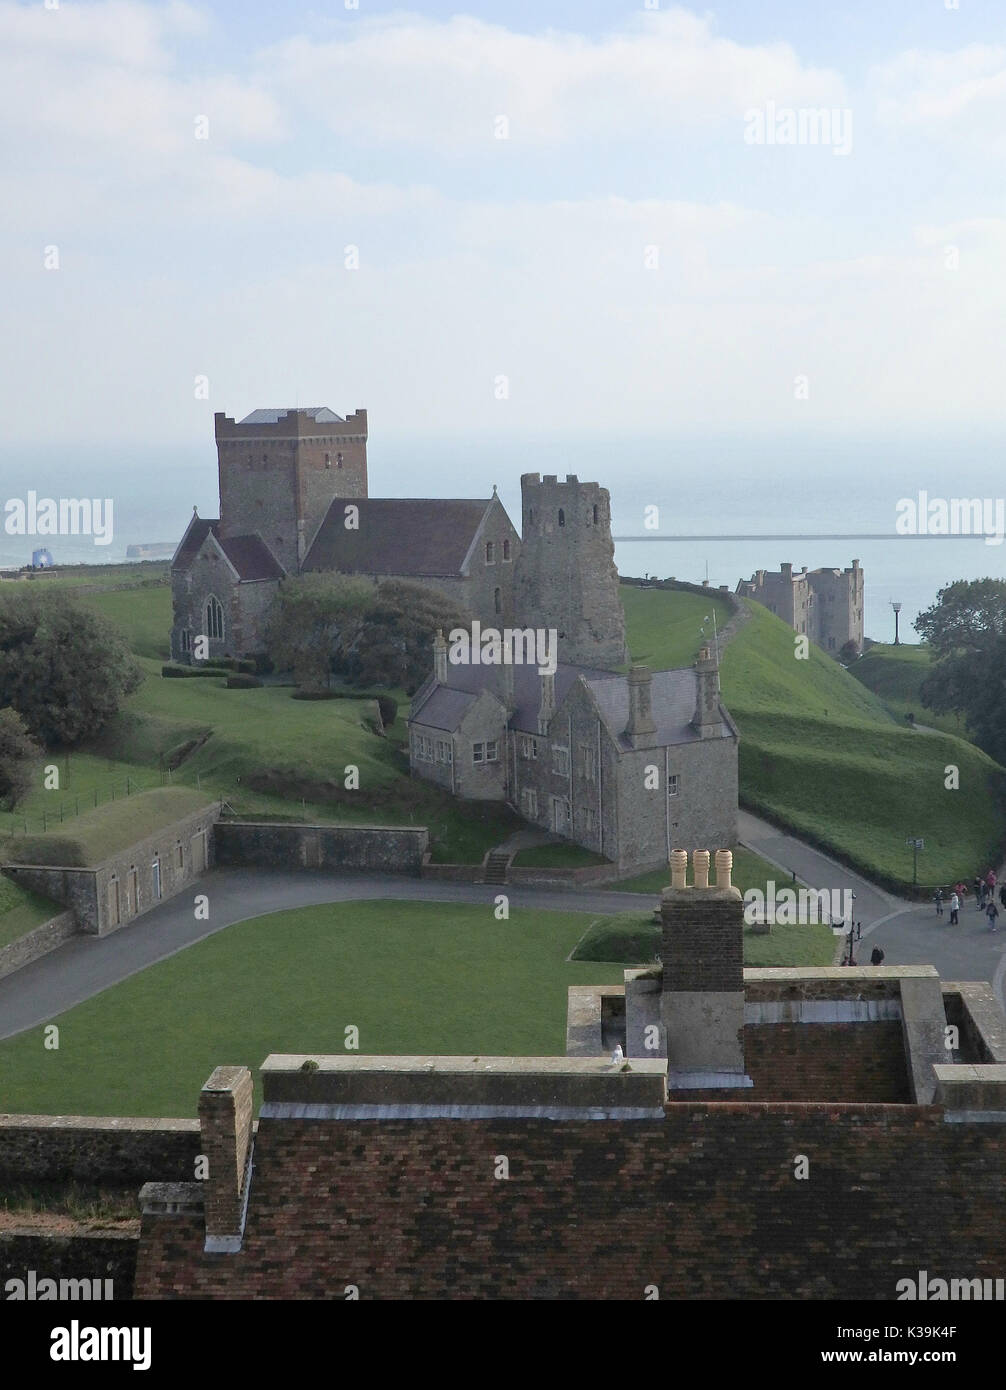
[170,408,519,661]
[736,560,863,655]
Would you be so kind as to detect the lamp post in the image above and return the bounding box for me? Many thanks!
[892,601,902,646]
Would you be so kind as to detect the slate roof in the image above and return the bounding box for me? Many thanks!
[411,661,732,747]
[304,498,493,578]
[239,407,344,425]
[172,519,284,582]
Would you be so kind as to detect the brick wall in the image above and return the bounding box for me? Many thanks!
[742,1021,911,1102]
[0,1116,200,1186]
[134,1105,1006,1300]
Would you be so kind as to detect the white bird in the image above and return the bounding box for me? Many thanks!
[610,1045,624,1065]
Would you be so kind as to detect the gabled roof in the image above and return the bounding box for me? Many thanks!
[239,407,344,425]
[217,534,286,582]
[172,518,284,582]
[304,498,499,579]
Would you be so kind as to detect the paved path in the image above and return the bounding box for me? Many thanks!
[739,810,1006,1004]
[0,869,654,1041]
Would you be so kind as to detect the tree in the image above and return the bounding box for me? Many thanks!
[0,589,142,748]
[340,580,471,692]
[914,579,1006,764]
[0,707,41,809]
[263,573,374,690]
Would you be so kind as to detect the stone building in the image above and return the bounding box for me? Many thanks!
[170,407,520,662]
[736,559,864,655]
[512,472,627,668]
[408,640,738,872]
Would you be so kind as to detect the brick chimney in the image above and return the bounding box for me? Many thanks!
[660,849,746,1077]
[624,665,657,748]
[198,1065,254,1251]
[538,670,555,734]
[433,629,448,685]
[692,645,721,737]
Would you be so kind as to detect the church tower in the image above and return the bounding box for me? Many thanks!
[512,473,627,669]
[214,407,368,572]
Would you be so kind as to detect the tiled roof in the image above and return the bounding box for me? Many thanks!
[304,498,493,578]
[218,534,286,582]
[172,518,219,570]
[239,407,344,425]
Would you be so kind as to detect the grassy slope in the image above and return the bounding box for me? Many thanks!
[849,643,970,739]
[10,787,214,867]
[0,901,628,1116]
[0,874,61,949]
[721,601,1006,887]
[622,585,733,667]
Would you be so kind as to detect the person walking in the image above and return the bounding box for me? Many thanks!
[999,883,1006,910]
[949,891,960,926]
[934,887,944,918]
[870,946,885,965]
[975,876,985,910]
[987,900,1000,933]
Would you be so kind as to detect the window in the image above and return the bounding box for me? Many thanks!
[151,857,161,900]
[502,539,511,561]
[592,504,599,525]
[520,734,539,760]
[179,629,191,653]
[325,453,332,469]
[494,587,502,615]
[667,774,680,798]
[472,740,499,764]
[336,452,343,468]
[485,542,495,564]
[205,596,224,641]
[580,745,596,781]
[558,508,565,527]
[176,842,184,870]
[412,734,435,762]
[582,807,596,833]
[552,744,569,775]
[436,739,453,764]
[521,788,538,817]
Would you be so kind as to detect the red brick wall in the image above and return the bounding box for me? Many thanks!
[134,1105,1006,1300]
[742,1022,911,1102]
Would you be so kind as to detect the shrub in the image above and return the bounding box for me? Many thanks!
[377,695,398,728]
[161,664,225,679]
[225,673,263,689]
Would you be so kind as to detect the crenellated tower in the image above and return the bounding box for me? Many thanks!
[512,473,627,669]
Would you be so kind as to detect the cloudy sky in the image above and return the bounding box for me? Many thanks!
[4,0,1006,445]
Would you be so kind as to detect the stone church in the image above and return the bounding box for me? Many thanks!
[170,406,519,662]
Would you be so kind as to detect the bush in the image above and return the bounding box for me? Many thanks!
[291,688,341,701]
[377,695,398,728]
[161,664,226,679]
[225,673,263,689]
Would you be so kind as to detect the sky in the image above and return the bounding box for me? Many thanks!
[3,0,1006,450]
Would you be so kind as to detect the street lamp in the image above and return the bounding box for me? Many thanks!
[891,601,902,646]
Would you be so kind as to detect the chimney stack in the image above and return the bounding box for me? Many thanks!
[692,645,721,738]
[433,629,447,685]
[624,665,657,748]
[660,849,746,1078]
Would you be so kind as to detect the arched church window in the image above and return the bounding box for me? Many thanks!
[205,596,224,641]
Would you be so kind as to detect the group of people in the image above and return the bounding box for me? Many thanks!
[933,868,1003,931]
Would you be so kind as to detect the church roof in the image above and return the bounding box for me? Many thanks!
[239,407,344,425]
[217,534,286,582]
[171,518,284,582]
[304,498,496,579]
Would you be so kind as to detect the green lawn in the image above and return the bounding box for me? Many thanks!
[0,901,629,1116]
[511,843,611,868]
[849,643,971,739]
[621,584,733,668]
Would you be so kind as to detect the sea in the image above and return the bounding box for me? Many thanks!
[3,430,1005,645]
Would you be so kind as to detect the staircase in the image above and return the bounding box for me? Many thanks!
[482,850,512,885]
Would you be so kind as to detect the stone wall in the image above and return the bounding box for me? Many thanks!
[134,1104,1006,1300]
[213,822,429,873]
[0,910,77,981]
[0,1116,201,1186]
[0,1232,138,1301]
